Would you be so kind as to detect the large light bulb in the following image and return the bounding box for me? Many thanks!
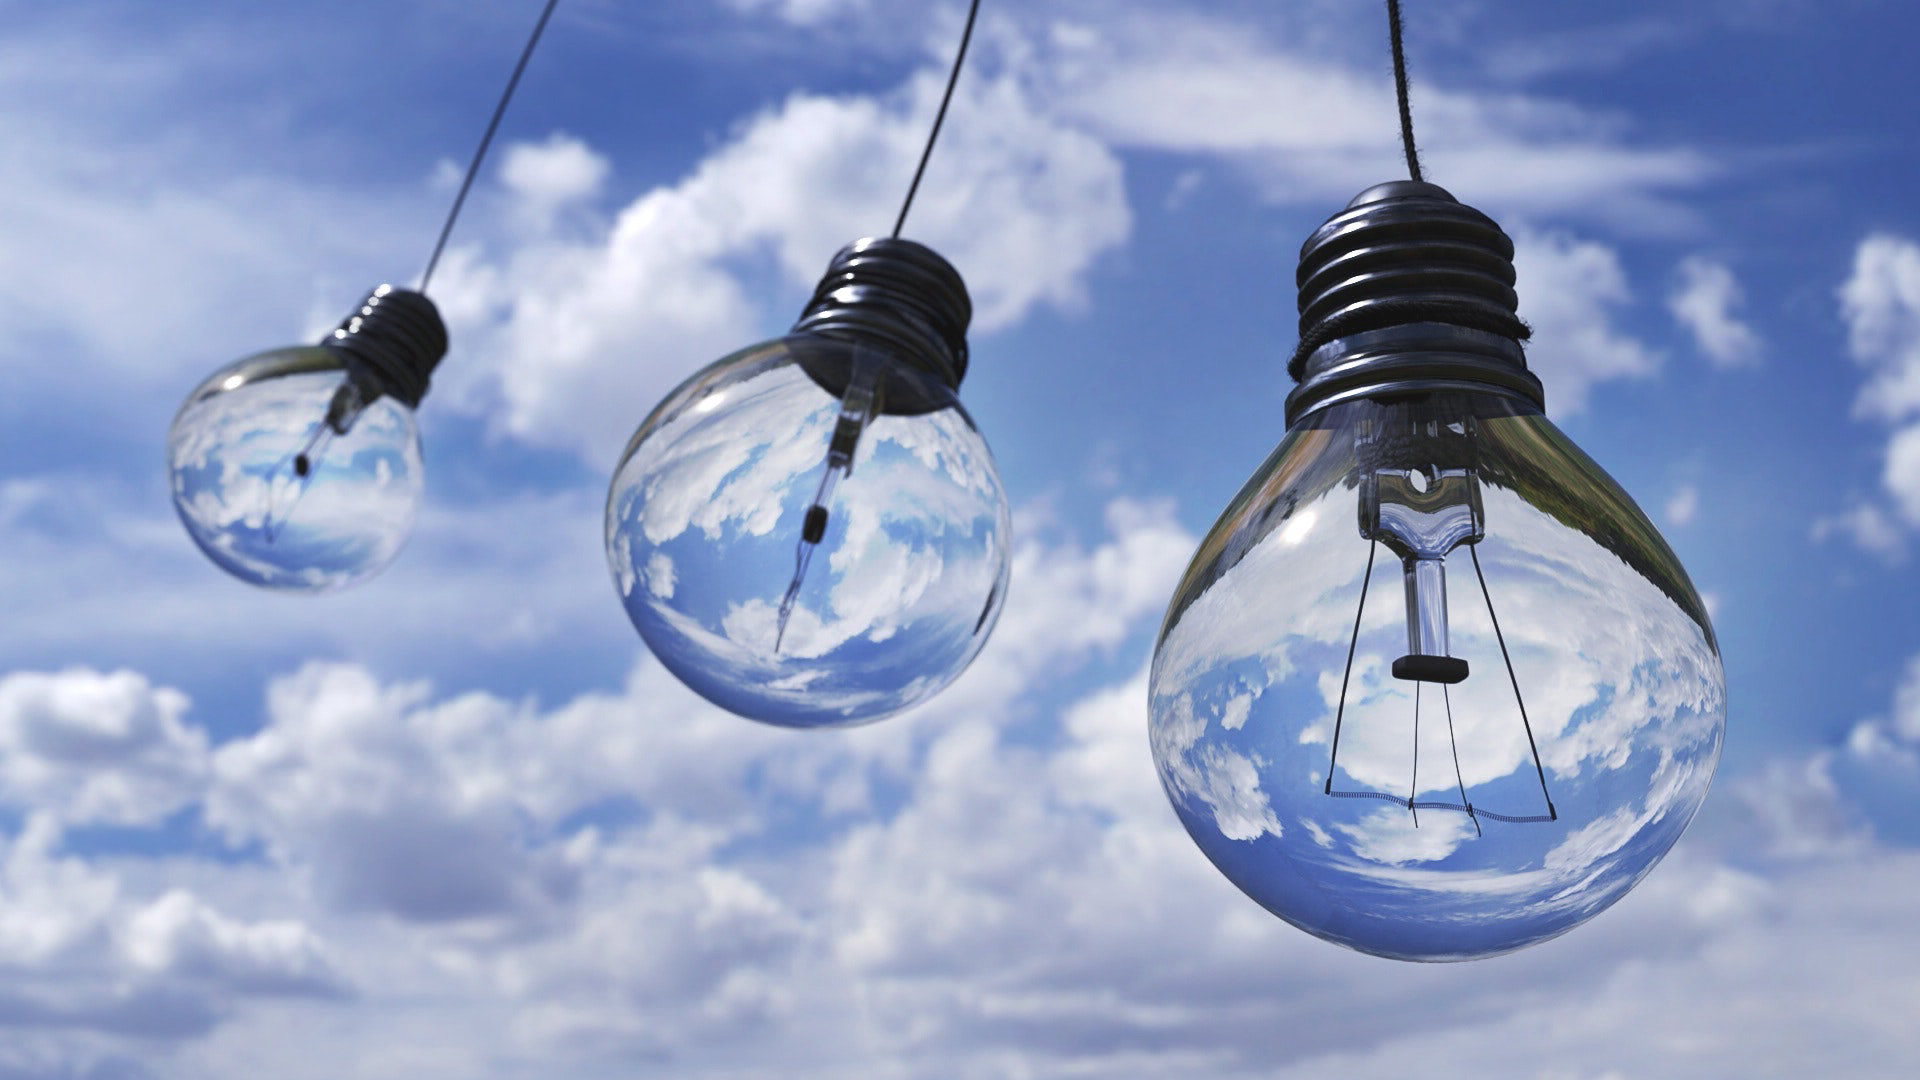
[1149,183,1726,961]
[606,239,1012,728]
[168,286,447,592]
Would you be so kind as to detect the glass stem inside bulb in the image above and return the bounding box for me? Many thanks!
[1329,451,1558,824]
[265,377,370,544]
[1403,557,1453,663]
[775,348,884,652]
[1363,465,1482,684]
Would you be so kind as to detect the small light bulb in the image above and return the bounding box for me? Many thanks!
[606,239,1012,728]
[167,286,447,592]
[1149,183,1726,961]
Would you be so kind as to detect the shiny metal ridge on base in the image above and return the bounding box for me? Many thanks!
[1286,180,1545,426]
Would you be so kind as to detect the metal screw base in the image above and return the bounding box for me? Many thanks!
[322,285,448,409]
[1286,182,1543,425]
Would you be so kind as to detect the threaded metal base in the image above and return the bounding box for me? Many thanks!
[790,237,972,393]
[1286,182,1543,425]
[321,285,448,408]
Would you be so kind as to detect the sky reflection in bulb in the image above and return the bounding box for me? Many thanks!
[168,349,424,592]
[1150,395,1724,961]
[607,339,1010,728]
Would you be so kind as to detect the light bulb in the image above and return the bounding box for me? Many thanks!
[1149,183,1726,961]
[606,239,1012,728]
[168,286,447,592]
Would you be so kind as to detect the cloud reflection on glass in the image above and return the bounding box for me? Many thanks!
[1149,393,1725,961]
[167,348,425,592]
[606,337,1011,728]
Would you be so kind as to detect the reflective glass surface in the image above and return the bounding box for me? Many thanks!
[606,336,1012,728]
[168,347,424,592]
[1149,393,1725,961]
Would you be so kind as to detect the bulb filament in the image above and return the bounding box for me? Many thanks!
[1323,420,1556,827]
[262,378,368,544]
[775,350,884,652]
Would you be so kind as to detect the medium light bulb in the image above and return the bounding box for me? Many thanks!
[606,239,1012,728]
[1149,183,1726,961]
[167,286,447,592]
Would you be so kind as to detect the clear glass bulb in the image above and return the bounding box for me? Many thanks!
[168,347,424,592]
[606,333,1012,728]
[1149,392,1725,961]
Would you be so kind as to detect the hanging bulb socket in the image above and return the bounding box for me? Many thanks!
[790,238,972,412]
[1286,181,1544,426]
[323,285,449,408]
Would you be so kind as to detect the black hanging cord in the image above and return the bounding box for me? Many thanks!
[1386,0,1424,183]
[419,0,562,292]
[893,0,983,238]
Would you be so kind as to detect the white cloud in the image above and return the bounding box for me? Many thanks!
[122,889,346,997]
[0,495,1913,1077]
[1722,754,1874,860]
[1833,234,1920,545]
[498,132,610,232]
[434,63,1129,464]
[1665,484,1700,527]
[0,22,428,405]
[1668,255,1761,368]
[719,0,872,26]
[1038,7,1715,227]
[1511,228,1661,415]
[1886,422,1920,527]
[1812,500,1906,561]
[204,663,586,926]
[0,810,345,1050]
[1840,233,1920,425]
[0,668,207,826]
[1844,653,1920,769]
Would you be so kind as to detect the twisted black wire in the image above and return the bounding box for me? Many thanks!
[1387,0,1423,182]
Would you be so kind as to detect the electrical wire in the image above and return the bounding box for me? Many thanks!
[893,0,983,237]
[419,0,562,292]
[1386,0,1424,183]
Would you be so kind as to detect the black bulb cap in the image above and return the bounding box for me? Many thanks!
[790,237,972,394]
[321,285,448,409]
[1285,181,1544,426]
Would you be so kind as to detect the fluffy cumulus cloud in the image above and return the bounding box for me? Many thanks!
[0,812,344,1074]
[1844,652,1920,769]
[1826,233,1920,548]
[1511,228,1660,414]
[0,668,206,826]
[0,493,1912,1076]
[1668,254,1762,368]
[1842,234,1920,427]
[498,131,611,233]
[1035,5,1714,227]
[431,59,1130,465]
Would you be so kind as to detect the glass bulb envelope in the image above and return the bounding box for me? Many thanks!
[1149,389,1724,961]
[606,333,1011,729]
[168,347,424,592]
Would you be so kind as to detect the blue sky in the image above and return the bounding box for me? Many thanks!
[2,0,1919,1075]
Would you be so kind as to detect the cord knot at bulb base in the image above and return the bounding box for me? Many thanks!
[322,285,448,409]
[1286,182,1544,426]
